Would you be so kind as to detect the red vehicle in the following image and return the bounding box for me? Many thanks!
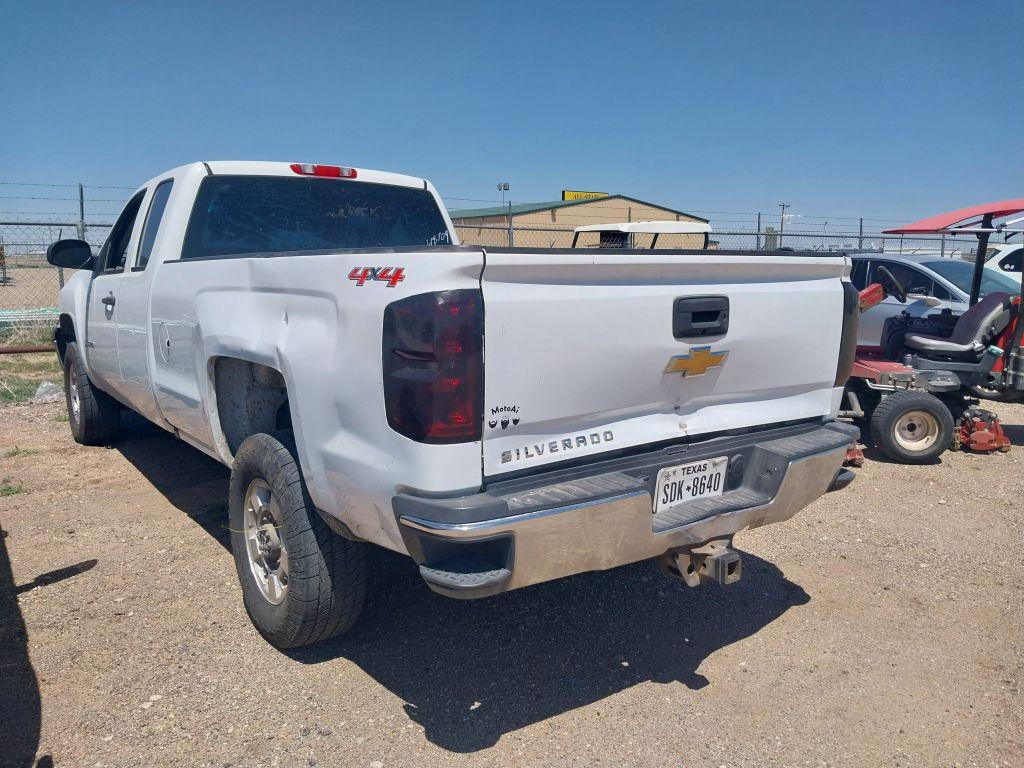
[839,200,1023,463]
[882,199,1024,401]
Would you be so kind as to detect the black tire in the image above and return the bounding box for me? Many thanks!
[869,390,953,464]
[62,341,121,445]
[229,431,368,648]
[966,384,1023,403]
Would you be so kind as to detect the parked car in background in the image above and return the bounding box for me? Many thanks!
[850,253,1021,347]
[975,242,1023,276]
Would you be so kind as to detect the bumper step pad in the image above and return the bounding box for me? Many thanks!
[419,558,512,595]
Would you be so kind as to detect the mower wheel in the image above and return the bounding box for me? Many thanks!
[965,384,1023,403]
[869,390,953,464]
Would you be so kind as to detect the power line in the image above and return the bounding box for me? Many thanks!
[0,181,136,190]
[0,211,118,217]
[0,195,128,202]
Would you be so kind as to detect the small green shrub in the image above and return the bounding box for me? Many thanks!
[2,446,39,458]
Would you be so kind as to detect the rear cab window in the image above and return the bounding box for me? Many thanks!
[181,176,452,260]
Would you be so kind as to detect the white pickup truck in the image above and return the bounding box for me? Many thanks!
[47,161,859,648]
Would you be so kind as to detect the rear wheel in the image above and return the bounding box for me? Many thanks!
[966,384,1023,403]
[62,342,121,445]
[229,431,368,648]
[869,390,953,464]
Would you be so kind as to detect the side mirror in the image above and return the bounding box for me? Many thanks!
[46,239,95,270]
[908,293,942,307]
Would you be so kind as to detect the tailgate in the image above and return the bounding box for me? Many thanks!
[480,249,849,477]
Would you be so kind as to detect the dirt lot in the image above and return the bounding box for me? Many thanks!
[0,266,68,310]
[1,399,1022,768]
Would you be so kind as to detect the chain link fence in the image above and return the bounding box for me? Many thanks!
[0,221,111,347]
[453,223,982,258]
[0,218,984,349]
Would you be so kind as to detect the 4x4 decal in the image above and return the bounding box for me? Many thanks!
[348,267,406,287]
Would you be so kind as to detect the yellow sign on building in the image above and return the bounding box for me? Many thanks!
[561,190,609,201]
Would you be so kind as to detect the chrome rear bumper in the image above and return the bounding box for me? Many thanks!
[394,421,858,598]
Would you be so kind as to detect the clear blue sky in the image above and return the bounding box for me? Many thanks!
[2,0,1021,226]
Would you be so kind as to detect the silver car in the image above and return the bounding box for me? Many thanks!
[850,253,1021,347]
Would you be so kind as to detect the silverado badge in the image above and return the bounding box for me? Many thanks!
[665,346,728,377]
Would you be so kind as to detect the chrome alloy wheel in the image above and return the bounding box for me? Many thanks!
[69,372,81,422]
[894,410,941,453]
[243,478,289,605]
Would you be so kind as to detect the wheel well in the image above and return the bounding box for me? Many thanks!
[213,358,292,456]
[55,314,76,364]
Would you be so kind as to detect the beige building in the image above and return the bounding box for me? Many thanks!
[448,195,709,249]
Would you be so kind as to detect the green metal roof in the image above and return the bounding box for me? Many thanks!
[447,200,573,219]
[447,194,708,223]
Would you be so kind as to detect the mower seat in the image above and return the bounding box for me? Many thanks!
[904,292,1013,360]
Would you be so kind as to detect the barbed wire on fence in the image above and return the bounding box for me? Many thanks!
[451,223,982,255]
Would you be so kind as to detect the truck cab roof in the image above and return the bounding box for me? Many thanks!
[135,161,431,195]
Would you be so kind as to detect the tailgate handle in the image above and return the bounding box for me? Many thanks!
[674,296,729,338]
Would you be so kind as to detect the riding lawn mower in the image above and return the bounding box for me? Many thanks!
[839,199,1024,465]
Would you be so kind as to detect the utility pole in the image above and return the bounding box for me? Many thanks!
[497,182,509,205]
[778,203,789,234]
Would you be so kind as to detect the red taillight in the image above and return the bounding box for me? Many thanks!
[289,163,357,179]
[383,290,483,444]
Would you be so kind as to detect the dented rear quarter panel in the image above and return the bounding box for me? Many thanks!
[148,247,486,552]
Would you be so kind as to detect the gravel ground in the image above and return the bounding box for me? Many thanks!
[1,400,1022,768]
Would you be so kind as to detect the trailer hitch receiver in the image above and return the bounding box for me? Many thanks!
[658,539,743,588]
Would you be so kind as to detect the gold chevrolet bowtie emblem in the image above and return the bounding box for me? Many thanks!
[665,346,728,377]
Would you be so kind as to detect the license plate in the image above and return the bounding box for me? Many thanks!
[653,456,728,514]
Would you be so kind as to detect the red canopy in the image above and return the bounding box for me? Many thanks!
[883,198,1024,234]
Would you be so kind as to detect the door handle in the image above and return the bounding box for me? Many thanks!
[101,293,116,308]
[673,296,729,338]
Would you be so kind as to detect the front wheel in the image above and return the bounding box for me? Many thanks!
[62,341,121,445]
[869,390,953,464]
[229,431,368,648]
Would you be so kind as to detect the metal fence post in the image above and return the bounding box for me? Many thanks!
[77,183,85,240]
[940,235,946,258]
[507,201,513,247]
[858,217,863,250]
[756,212,762,250]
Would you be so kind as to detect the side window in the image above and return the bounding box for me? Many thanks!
[136,180,174,269]
[876,262,932,297]
[98,192,146,273]
[905,268,933,296]
[850,259,869,290]
[931,282,953,301]
[998,247,1022,273]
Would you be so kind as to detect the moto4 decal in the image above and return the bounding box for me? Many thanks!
[488,404,521,430]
